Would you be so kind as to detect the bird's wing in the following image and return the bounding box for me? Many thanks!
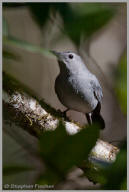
[90,79,103,102]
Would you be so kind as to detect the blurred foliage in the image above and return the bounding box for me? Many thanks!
[115,53,127,115]
[28,3,116,45]
[82,140,127,189]
[3,164,33,176]
[29,3,51,27]
[2,17,9,37]
[4,36,52,58]
[2,16,52,59]
[101,141,127,189]
[57,3,115,45]
[3,49,20,61]
[3,3,116,46]
[3,2,127,190]
[3,17,19,62]
[37,121,100,185]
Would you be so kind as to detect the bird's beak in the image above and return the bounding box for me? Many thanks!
[50,50,61,58]
[50,50,65,62]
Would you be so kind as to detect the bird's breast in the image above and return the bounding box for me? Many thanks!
[55,74,98,113]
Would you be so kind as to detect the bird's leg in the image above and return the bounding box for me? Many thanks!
[62,108,69,117]
[57,108,69,118]
[86,113,92,125]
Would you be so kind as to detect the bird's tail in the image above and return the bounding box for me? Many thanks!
[85,102,105,129]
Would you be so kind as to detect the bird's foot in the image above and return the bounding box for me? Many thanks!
[57,109,69,119]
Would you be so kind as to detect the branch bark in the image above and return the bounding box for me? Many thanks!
[3,72,119,182]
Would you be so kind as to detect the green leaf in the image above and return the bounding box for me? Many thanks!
[3,49,20,61]
[3,3,51,28]
[39,121,100,177]
[102,142,127,190]
[19,3,115,46]
[82,141,127,189]
[36,168,60,186]
[3,17,9,37]
[3,36,53,58]
[115,53,127,115]
[120,177,127,190]
[3,3,116,47]
[29,3,51,28]
[83,161,107,185]
[3,164,33,176]
[58,3,116,45]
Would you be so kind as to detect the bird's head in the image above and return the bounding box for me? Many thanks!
[51,50,85,73]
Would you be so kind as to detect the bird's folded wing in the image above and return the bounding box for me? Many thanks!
[90,80,103,102]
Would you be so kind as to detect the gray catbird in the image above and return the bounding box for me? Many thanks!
[52,51,105,129]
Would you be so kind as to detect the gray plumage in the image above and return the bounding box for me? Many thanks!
[52,51,105,129]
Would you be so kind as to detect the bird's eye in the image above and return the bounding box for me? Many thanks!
[68,54,73,59]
